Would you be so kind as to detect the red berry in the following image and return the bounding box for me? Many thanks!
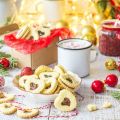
[20,67,33,76]
[105,74,118,87]
[0,76,5,87]
[0,58,10,69]
[91,80,104,93]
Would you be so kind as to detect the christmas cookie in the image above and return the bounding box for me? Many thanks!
[17,108,39,119]
[0,92,15,103]
[54,89,77,112]
[25,78,45,94]
[34,65,53,76]
[102,102,112,108]
[31,26,51,40]
[38,26,51,37]
[39,72,59,80]
[19,75,37,88]
[31,27,40,40]
[16,25,31,39]
[59,72,80,89]
[54,86,61,94]
[58,78,74,92]
[87,104,97,112]
[0,103,17,115]
[54,65,67,74]
[42,78,58,95]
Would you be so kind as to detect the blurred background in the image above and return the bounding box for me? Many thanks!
[0,0,120,45]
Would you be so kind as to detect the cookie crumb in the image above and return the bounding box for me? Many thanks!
[87,104,97,112]
[102,102,112,108]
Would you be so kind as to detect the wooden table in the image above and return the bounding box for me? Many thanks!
[0,46,120,120]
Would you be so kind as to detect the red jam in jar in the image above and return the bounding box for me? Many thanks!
[99,20,120,56]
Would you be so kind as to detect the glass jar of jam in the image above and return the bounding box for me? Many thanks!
[99,20,120,56]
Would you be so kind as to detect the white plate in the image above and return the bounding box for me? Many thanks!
[14,73,82,107]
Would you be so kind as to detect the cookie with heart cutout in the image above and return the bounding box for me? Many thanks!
[54,86,61,94]
[34,65,53,76]
[17,107,39,119]
[39,72,59,80]
[42,78,58,95]
[54,65,67,75]
[58,78,75,92]
[25,78,45,94]
[54,89,77,112]
[19,75,38,89]
[60,72,81,89]
[16,25,31,39]
[0,92,15,103]
[0,103,17,115]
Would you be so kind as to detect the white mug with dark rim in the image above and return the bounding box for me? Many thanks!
[57,38,97,78]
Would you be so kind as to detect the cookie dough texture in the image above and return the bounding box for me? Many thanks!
[0,103,17,115]
[0,92,15,103]
[54,89,77,112]
[87,104,97,112]
[17,108,39,119]
[102,102,112,108]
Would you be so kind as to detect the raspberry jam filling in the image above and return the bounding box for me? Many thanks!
[30,83,38,90]
[61,98,70,106]
[66,78,73,83]
[44,75,52,78]
[99,20,120,56]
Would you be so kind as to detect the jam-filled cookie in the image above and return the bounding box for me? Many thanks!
[0,92,15,103]
[0,103,17,115]
[25,78,45,94]
[39,72,59,80]
[34,65,53,76]
[16,25,31,39]
[19,75,38,88]
[54,65,67,74]
[60,72,81,89]
[54,89,77,112]
[17,108,39,119]
[42,78,58,95]
[54,86,61,94]
[58,78,74,92]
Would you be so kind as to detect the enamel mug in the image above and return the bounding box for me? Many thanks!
[57,38,95,77]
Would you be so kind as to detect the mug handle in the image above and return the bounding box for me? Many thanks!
[90,46,98,63]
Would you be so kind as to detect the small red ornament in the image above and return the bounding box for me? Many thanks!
[0,76,5,87]
[105,74,118,87]
[20,67,33,76]
[0,58,10,69]
[91,80,104,93]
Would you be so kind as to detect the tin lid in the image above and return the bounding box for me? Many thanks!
[102,19,120,31]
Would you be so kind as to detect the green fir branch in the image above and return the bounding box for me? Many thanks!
[111,91,120,100]
[0,69,9,76]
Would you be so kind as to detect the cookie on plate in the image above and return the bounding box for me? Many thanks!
[54,89,77,112]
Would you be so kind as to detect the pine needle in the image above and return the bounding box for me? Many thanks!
[111,91,120,100]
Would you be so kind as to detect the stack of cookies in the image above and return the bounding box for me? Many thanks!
[16,24,51,40]
[17,65,81,95]
[14,65,81,112]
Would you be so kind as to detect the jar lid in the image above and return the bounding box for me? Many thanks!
[102,19,120,31]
